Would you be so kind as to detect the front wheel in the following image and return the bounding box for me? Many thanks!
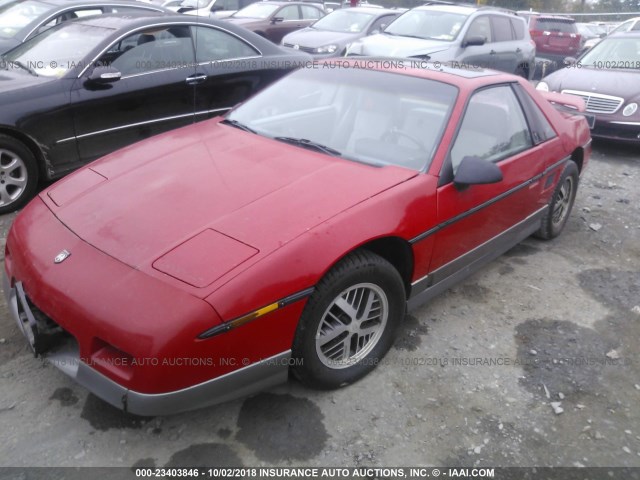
[292,250,406,389]
[535,160,579,240]
[0,135,39,214]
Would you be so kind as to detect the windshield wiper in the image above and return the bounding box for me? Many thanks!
[398,34,431,40]
[274,137,342,157]
[8,60,38,76]
[221,118,256,134]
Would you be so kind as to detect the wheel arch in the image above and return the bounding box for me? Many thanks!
[0,126,47,180]
[338,236,414,299]
[516,62,530,79]
[570,146,584,173]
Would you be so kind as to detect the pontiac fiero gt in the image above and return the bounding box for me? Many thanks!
[4,62,591,415]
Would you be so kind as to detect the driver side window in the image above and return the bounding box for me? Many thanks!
[96,26,194,77]
[278,5,300,20]
[466,15,492,43]
[450,85,532,173]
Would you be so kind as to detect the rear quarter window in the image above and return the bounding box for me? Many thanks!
[511,17,525,39]
[491,15,514,42]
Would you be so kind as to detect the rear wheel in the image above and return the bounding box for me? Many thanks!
[0,135,39,214]
[292,250,406,389]
[535,160,579,240]
[515,65,528,79]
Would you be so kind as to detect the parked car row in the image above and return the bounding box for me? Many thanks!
[580,17,640,54]
[345,3,536,79]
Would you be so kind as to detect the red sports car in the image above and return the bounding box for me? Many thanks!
[4,61,591,415]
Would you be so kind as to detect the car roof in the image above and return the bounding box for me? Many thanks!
[339,6,399,14]
[607,31,640,38]
[65,11,173,29]
[328,58,512,89]
[414,3,520,18]
[68,10,287,42]
[414,4,476,15]
[532,14,575,22]
[254,1,317,5]
[17,0,166,7]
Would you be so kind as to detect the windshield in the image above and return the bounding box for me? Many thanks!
[232,3,279,19]
[312,10,375,33]
[2,22,112,77]
[226,67,457,171]
[0,0,50,38]
[384,10,466,41]
[579,36,640,69]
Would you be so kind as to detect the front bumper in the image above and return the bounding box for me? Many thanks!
[591,119,640,143]
[4,271,289,415]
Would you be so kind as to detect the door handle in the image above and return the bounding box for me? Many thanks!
[490,50,496,54]
[516,48,522,53]
[186,74,207,85]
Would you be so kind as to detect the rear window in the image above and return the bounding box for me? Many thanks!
[532,18,576,33]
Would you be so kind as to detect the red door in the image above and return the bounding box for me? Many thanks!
[429,84,546,276]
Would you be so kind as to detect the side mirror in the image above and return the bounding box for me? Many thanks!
[462,35,485,47]
[87,66,121,84]
[211,4,222,11]
[599,32,606,38]
[271,16,284,23]
[453,155,502,189]
[563,56,577,66]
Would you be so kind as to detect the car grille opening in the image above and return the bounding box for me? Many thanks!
[19,292,72,356]
[561,90,624,114]
[283,43,316,54]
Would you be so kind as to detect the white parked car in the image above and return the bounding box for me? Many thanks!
[177,0,257,18]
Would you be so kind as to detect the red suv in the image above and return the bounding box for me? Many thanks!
[528,15,581,75]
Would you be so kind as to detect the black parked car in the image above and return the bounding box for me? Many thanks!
[0,0,169,53]
[0,13,310,213]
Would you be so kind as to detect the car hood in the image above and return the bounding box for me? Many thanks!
[45,119,417,279]
[352,33,450,57]
[543,67,640,99]
[0,66,57,92]
[0,37,20,55]
[284,28,358,48]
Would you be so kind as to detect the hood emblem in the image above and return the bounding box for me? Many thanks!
[54,250,71,264]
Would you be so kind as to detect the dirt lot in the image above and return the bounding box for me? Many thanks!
[0,140,638,470]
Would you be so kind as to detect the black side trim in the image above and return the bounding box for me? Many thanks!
[410,156,570,245]
[407,206,547,310]
[279,287,315,308]
[198,287,315,339]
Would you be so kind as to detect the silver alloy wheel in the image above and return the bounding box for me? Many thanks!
[552,175,574,226]
[315,282,388,369]
[0,148,28,207]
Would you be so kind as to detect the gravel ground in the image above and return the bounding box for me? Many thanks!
[0,140,638,469]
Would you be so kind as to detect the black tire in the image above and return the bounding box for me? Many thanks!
[515,65,528,79]
[292,250,406,389]
[535,160,579,240]
[0,135,39,215]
